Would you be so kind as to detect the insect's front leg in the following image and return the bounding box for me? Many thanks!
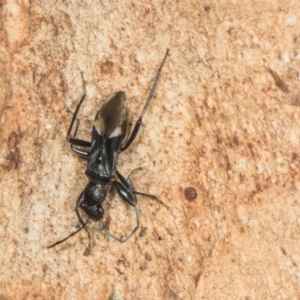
[67,94,92,157]
[68,119,91,157]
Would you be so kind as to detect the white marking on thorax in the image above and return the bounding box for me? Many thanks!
[109,127,122,138]
[94,123,101,134]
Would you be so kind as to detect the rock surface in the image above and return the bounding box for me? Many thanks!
[1,0,300,299]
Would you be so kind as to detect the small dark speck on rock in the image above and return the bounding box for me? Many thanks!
[139,228,147,237]
[145,253,152,261]
[184,187,197,200]
[83,247,92,256]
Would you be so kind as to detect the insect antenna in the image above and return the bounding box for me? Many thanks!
[140,48,169,118]
[121,49,169,151]
[47,219,90,249]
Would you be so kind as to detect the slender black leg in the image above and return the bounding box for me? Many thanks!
[46,219,90,249]
[115,169,169,208]
[99,205,140,244]
[133,190,169,209]
[76,193,92,248]
[67,94,92,155]
[114,180,137,206]
[99,180,139,243]
[117,168,145,185]
[69,120,90,157]
[46,192,92,249]
[121,49,169,151]
[71,146,90,157]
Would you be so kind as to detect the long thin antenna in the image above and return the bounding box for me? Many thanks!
[140,48,170,118]
[47,219,90,249]
[121,49,169,151]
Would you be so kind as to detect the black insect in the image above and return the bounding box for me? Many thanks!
[48,50,169,249]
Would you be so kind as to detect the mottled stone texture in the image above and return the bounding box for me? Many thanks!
[1,0,300,299]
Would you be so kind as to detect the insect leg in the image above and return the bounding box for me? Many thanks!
[100,205,140,244]
[99,180,139,243]
[76,193,92,248]
[70,119,90,157]
[132,190,169,209]
[46,219,90,249]
[67,94,92,151]
[116,169,169,208]
[46,187,92,250]
[121,49,169,151]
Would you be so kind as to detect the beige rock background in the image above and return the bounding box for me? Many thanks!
[1,0,300,299]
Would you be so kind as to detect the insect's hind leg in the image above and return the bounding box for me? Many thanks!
[100,179,140,243]
[99,205,140,244]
